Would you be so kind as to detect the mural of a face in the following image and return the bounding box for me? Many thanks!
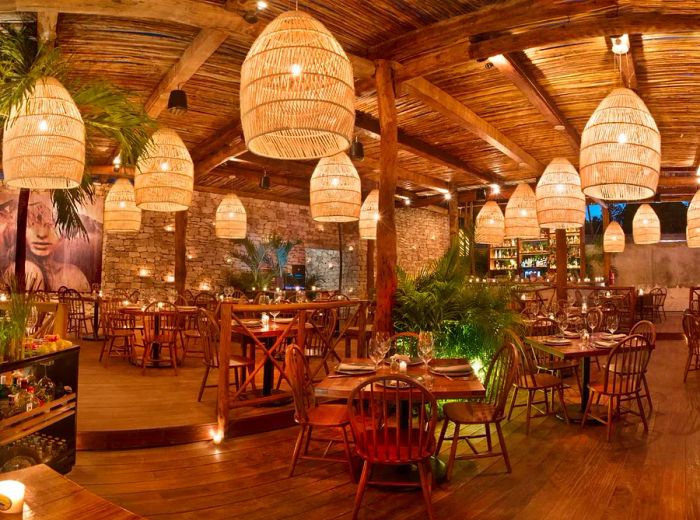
[26,201,61,257]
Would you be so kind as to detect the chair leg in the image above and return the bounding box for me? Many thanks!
[289,425,306,478]
[581,389,594,427]
[446,422,461,481]
[507,386,519,421]
[304,425,314,455]
[141,343,151,375]
[352,461,371,520]
[606,397,615,442]
[495,421,511,473]
[573,365,582,396]
[485,423,492,452]
[170,344,178,375]
[636,392,649,434]
[684,352,693,382]
[642,374,653,413]
[556,385,570,424]
[99,336,108,361]
[436,419,449,455]
[340,426,356,483]
[525,390,533,435]
[417,461,434,520]
[197,365,210,402]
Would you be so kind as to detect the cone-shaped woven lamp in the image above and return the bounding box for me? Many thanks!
[687,191,700,247]
[580,88,660,201]
[505,184,540,239]
[475,201,505,246]
[603,221,625,253]
[240,11,355,160]
[310,152,361,222]
[536,158,586,229]
[2,77,85,189]
[104,179,141,233]
[135,128,194,212]
[359,189,379,240]
[633,204,660,244]
[216,193,247,239]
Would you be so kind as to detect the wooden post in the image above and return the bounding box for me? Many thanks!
[468,202,476,275]
[217,301,232,438]
[337,223,343,293]
[602,206,611,281]
[555,228,568,301]
[14,189,29,292]
[175,210,187,295]
[448,188,459,241]
[357,300,367,357]
[579,226,586,279]
[366,240,375,298]
[373,59,398,335]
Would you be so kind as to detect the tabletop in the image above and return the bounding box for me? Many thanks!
[232,320,313,338]
[526,335,616,360]
[1,464,143,519]
[119,305,198,315]
[315,358,485,400]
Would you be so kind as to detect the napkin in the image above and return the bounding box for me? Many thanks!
[564,331,580,338]
[431,364,472,374]
[600,333,626,341]
[544,338,572,345]
[594,340,617,348]
[239,319,261,327]
[337,362,375,372]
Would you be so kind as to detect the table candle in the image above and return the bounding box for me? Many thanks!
[0,480,25,514]
[581,302,588,313]
[261,313,269,330]
[399,360,407,373]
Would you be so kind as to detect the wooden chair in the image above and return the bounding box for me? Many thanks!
[196,309,253,401]
[628,320,656,412]
[347,374,437,520]
[141,302,179,375]
[194,291,218,311]
[100,304,136,366]
[507,336,570,434]
[61,289,91,337]
[527,317,581,395]
[436,343,519,479]
[304,309,339,377]
[585,307,604,369]
[285,344,355,480]
[128,289,140,303]
[182,289,195,304]
[682,312,700,382]
[581,334,653,441]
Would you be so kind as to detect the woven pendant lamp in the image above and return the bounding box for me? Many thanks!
[580,88,661,201]
[475,201,505,246]
[2,77,85,190]
[603,221,625,253]
[359,189,379,240]
[310,152,361,222]
[240,10,355,160]
[686,191,700,247]
[104,179,141,233]
[505,184,540,239]
[135,128,194,212]
[632,204,660,244]
[536,158,586,229]
[216,193,247,239]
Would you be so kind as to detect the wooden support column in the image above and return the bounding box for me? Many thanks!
[448,191,459,241]
[217,301,232,438]
[602,206,611,281]
[366,240,375,298]
[468,202,476,275]
[579,226,587,279]
[175,211,187,295]
[555,229,568,301]
[14,189,29,291]
[374,59,398,335]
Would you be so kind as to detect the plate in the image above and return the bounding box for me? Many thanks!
[374,379,411,389]
[384,357,423,366]
[336,368,376,376]
[543,338,572,346]
[238,319,261,327]
[600,333,626,341]
[429,368,472,378]
[274,317,294,324]
[594,341,616,349]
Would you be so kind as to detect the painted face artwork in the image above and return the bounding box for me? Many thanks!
[26,200,62,257]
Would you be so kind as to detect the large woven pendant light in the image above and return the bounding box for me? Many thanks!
[603,221,625,253]
[104,179,141,233]
[216,193,247,239]
[475,201,505,246]
[505,183,540,239]
[632,204,660,244]
[687,191,700,247]
[359,189,379,240]
[135,128,194,212]
[2,77,85,189]
[535,158,586,229]
[310,152,361,222]
[580,88,661,201]
[240,10,355,160]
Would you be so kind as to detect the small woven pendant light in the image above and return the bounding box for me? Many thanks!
[240,10,355,160]
[2,77,85,190]
[580,88,661,201]
[135,128,194,212]
[686,191,700,247]
[359,189,379,240]
[505,183,540,239]
[310,152,361,222]
[104,179,141,233]
[603,221,625,253]
[475,201,505,246]
[632,204,660,244]
[216,193,247,239]
[536,158,586,229]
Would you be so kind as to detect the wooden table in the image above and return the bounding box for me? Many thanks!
[1,464,142,519]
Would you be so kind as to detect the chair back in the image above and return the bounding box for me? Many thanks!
[194,291,217,310]
[629,320,656,346]
[511,335,540,387]
[31,290,49,302]
[183,289,195,304]
[387,332,419,358]
[64,289,85,315]
[143,302,178,345]
[285,344,317,424]
[650,288,663,307]
[347,374,437,464]
[128,289,140,303]
[601,335,653,396]
[106,308,136,335]
[197,309,220,368]
[231,288,246,300]
[306,308,337,353]
[682,312,700,353]
[483,343,519,418]
[527,317,558,337]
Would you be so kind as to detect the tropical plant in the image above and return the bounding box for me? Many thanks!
[267,232,301,281]
[229,238,275,290]
[0,280,33,361]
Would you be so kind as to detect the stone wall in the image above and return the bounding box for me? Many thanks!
[396,207,450,276]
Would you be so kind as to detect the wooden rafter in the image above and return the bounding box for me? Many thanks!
[194,140,247,180]
[359,155,448,191]
[35,9,57,45]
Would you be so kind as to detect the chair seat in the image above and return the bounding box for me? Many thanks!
[305,403,350,427]
[588,378,640,396]
[517,372,562,389]
[353,426,434,462]
[443,401,501,424]
[184,329,200,338]
[110,329,135,337]
[538,359,578,371]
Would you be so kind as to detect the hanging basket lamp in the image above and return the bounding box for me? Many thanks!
[104,179,141,233]
[2,77,85,190]
[603,221,625,253]
[216,193,247,239]
[580,88,661,201]
[687,191,700,247]
[535,158,586,229]
[134,128,194,212]
[240,10,355,160]
[632,203,660,244]
[310,152,361,222]
[359,189,379,240]
[475,200,505,246]
[504,183,540,239]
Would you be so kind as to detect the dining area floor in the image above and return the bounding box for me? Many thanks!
[67,335,700,519]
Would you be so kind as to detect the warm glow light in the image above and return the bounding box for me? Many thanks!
[165,274,175,283]
[256,0,268,9]
[118,201,126,209]
[330,177,339,187]
[211,429,223,445]
[113,154,121,166]
[617,133,627,144]
[38,119,48,132]
[519,209,528,217]
[404,198,411,206]
[290,63,302,76]
[444,192,452,201]
[490,183,501,195]
[200,282,210,291]
[164,224,175,232]
[160,161,170,171]
[0,480,25,514]
[0,294,6,302]
[611,34,630,55]
[138,268,149,277]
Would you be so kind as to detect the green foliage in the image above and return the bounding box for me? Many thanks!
[267,232,301,280]
[0,278,33,361]
[229,238,275,290]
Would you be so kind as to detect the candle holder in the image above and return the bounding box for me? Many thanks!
[0,480,25,514]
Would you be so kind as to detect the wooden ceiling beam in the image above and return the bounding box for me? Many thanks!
[36,9,57,45]
[211,167,310,192]
[194,140,247,180]
[195,184,310,206]
[359,155,448,191]
[191,119,243,163]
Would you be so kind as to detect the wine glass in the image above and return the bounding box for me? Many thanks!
[556,314,569,338]
[418,331,434,373]
[25,305,38,337]
[606,314,619,336]
[270,295,282,322]
[368,339,384,370]
[586,311,600,337]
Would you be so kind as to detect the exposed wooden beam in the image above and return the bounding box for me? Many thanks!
[359,155,448,191]
[212,167,310,192]
[195,183,310,205]
[194,140,247,180]
[36,9,57,45]
[609,34,638,90]
[191,119,243,162]
[488,53,580,151]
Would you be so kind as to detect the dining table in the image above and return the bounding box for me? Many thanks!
[81,294,105,341]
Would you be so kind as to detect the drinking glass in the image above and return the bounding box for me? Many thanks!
[557,314,568,338]
[270,295,282,322]
[586,311,600,336]
[606,314,619,335]
[25,305,38,337]
[418,331,434,373]
[368,339,384,369]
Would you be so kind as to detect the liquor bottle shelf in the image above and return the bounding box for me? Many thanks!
[0,393,76,447]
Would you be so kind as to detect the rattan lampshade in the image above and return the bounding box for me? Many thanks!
[686,191,700,247]
[536,158,586,229]
[135,128,194,212]
[104,179,141,233]
[240,10,355,160]
[310,152,361,222]
[359,189,379,240]
[475,201,505,246]
[633,204,660,244]
[603,221,625,253]
[505,183,540,239]
[580,88,661,201]
[2,77,85,190]
[216,193,247,239]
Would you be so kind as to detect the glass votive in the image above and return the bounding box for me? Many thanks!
[0,480,25,514]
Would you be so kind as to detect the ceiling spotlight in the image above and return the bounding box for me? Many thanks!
[444,192,452,201]
[696,165,700,176]
[260,171,270,189]
[243,10,258,23]
[349,136,364,161]
[404,198,411,206]
[112,154,121,173]
[489,183,501,195]
[167,89,188,115]
[611,34,630,55]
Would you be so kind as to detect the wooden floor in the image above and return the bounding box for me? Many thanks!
[69,331,700,519]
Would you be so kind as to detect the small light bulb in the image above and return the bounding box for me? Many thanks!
[490,183,501,195]
[519,209,528,217]
[160,161,170,171]
[331,177,339,187]
[38,119,49,132]
[290,63,302,76]
[118,201,126,209]
[113,154,122,166]
[256,0,268,9]
[444,192,452,201]
[373,213,380,222]
[555,183,565,193]
[643,219,649,225]
[617,133,627,144]
[404,198,411,206]
[228,212,235,218]
[488,218,494,225]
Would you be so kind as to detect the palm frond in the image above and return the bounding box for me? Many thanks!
[51,172,95,239]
